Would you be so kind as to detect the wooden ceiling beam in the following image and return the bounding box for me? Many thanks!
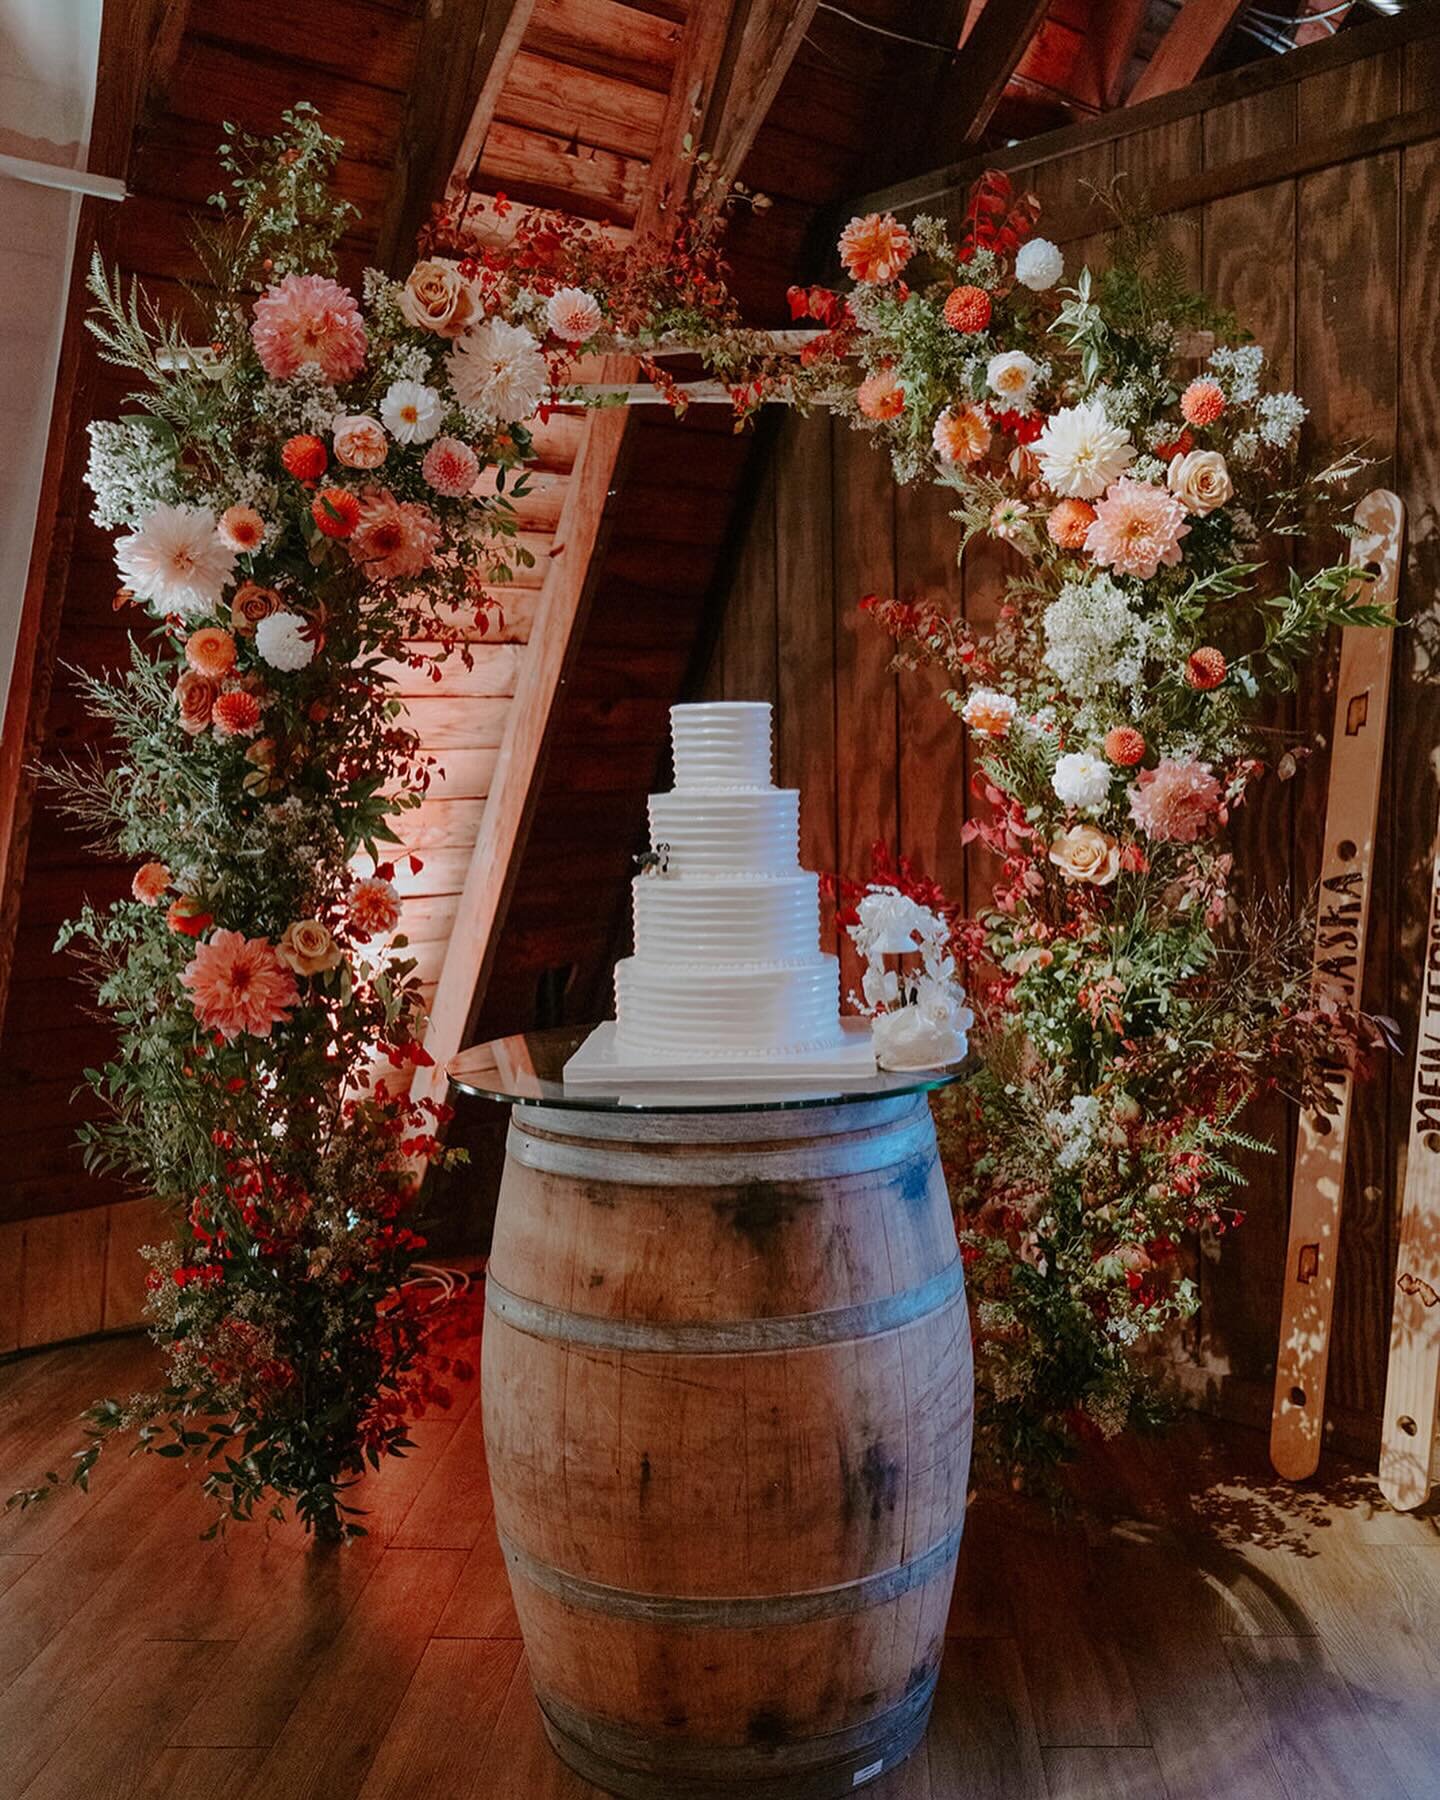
[914,0,1052,165]
[414,0,824,1103]
[374,0,536,274]
[1095,0,1150,107]
[1128,0,1249,105]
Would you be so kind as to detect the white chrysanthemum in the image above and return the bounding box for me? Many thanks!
[380,380,444,444]
[1042,574,1149,699]
[1014,237,1063,291]
[545,286,603,343]
[114,503,235,617]
[1052,750,1112,815]
[447,319,548,424]
[254,610,316,672]
[1036,400,1135,499]
[986,350,1038,406]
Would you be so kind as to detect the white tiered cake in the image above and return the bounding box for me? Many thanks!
[563,702,875,1082]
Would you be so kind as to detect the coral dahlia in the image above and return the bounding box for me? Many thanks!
[346,876,402,942]
[1186,646,1228,690]
[217,505,266,552]
[251,273,366,384]
[312,488,361,538]
[350,492,442,581]
[1047,498,1097,550]
[181,930,299,1041]
[1180,379,1225,428]
[933,405,989,465]
[1104,725,1146,767]
[943,285,992,333]
[185,626,236,679]
[837,212,913,285]
[857,368,905,421]
[131,861,171,906]
[282,435,327,482]
[211,689,263,739]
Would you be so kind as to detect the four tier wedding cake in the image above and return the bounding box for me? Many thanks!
[563,701,875,1081]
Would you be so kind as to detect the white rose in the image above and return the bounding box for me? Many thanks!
[986,350,1037,405]
[855,887,929,955]
[1167,448,1233,515]
[1015,237,1063,291]
[1052,750,1112,813]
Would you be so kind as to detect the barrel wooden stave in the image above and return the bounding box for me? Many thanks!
[482,1092,972,1798]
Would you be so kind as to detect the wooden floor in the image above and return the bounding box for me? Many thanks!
[2,1334,1439,1800]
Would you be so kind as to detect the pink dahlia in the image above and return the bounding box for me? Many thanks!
[350,491,442,581]
[422,437,480,498]
[1085,478,1189,580]
[181,930,299,1041]
[1128,757,1223,844]
[251,274,366,384]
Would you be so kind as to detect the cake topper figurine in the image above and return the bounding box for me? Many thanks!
[634,842,671,877]
[847,887,973,1071]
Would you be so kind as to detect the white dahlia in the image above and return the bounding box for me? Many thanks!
[1035,400,1135,500]
[1015,237,1063,292]
[1052,749,1113,814]
[447,318,548,424]
[380,380,444,445]
[254,610,316,672]
[114,503,235,617]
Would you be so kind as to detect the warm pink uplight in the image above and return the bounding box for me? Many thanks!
[181,930,299,1041]
[251,274,366,383]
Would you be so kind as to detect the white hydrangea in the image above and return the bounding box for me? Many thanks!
[1042,573,1150,699]
[86,420,180,530]
[255,610,316,672]
[1015,236,1063,291]
[1258,391,1307,447]
[1208,343,1264,403]
[1052,750,1112,814]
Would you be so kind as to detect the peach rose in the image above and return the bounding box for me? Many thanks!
[1166,448,1233,516]
[131,860,171,905]
[231,581,283,635]
[175,669,218,735]
[276,918,342,975]
[1048,823,1121,886]
[332,414,388,470]
[185,626,237,679]
[399,259,479,338]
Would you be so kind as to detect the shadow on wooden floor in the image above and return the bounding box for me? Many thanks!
[2,1332,1438,1800]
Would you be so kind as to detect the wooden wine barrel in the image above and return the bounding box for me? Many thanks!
[482,1091,973,1799]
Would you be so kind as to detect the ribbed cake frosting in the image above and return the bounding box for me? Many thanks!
[613,702,844,1060]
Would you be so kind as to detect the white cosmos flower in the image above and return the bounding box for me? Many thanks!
[986,350,1037,406]
[1015,237,1064,291]
[114,503,235,617]
[379,380,444,444]
[254,610,315,672]
[1036,400,1135,500]
[1052,750,1113,814]
[447,318,548,424]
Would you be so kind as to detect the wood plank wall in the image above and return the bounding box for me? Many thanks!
[699,16,1440,1457]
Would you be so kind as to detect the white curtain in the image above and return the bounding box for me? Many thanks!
[0,0,103,711]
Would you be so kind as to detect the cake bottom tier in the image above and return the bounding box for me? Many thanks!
[614,955,844,1058]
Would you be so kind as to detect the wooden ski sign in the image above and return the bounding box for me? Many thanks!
[1270,488,1405,1482]
[1379,818,1440,1510]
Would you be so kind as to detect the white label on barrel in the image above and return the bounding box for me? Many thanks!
[854,1761,884,1785]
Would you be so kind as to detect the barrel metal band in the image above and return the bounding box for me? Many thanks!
[537,1671,940,1784]
[485,1255,965,1356]
[507,1114,938,1185]
[499,1522,961,1629]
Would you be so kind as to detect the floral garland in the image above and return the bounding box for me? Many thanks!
[9,110,776,1539]
[10,111,1390,1529]
[808,178,1389,1480]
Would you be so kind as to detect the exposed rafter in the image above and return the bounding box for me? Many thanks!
[1129,0,1249,103]
[414,0,825,1103]
[916,0,1052,164]
[374,0,536,274]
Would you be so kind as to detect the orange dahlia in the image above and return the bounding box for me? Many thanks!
[281,435,327,482]
[185,626,237,679]
[943,286,992,334]
[1046,498,1097,550]
[1186,646,1227,690]
[1104,725,1146,767]
[856,368,905,422]
[1180,380,1225,428]
[312,488,361,538]
[346,875,402,942]
[212,689,264,738]
[837,212,913,285]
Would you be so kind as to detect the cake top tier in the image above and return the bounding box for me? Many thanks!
[671,702,773,790]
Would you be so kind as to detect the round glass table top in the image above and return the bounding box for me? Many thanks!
[448,1025,965,1114]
